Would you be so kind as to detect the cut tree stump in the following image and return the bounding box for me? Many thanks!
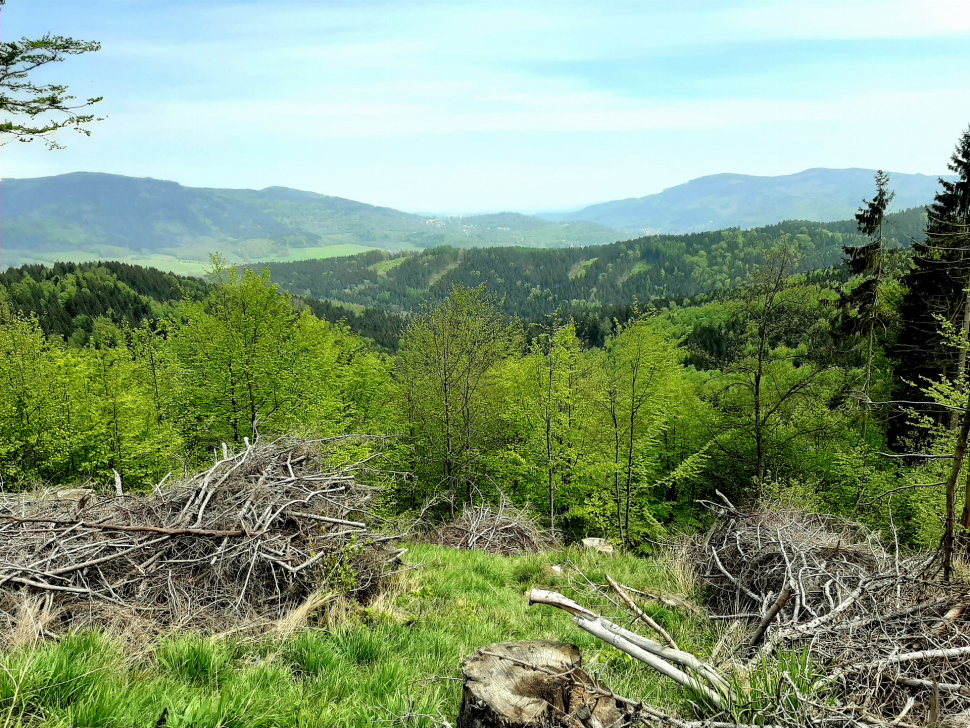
[458,640,625,728]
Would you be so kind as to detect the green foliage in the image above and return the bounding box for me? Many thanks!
[0,258,396,491]
[265,217,891,326]
[701,242,852,492]
[0,186,954,551]
[0,31,103,149]
[396,284,521,501]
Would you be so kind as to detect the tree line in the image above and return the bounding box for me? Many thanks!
[1,128,968,566]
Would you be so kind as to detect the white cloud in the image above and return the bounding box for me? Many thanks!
[4,0,969,210]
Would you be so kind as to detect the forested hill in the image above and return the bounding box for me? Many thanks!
[0,262,210,344]
[2,170,943,275]
[544,168,949,234]
[264,207,926,322]
[0,173,622,272]
[0,207,925,350]
[0,260,406,350]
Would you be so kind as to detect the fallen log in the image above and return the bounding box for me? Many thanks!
[607,573,678,649]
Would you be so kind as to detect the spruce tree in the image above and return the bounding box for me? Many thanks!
[843,171,895,440]
[891,125,970,579]
[890,126,970,446]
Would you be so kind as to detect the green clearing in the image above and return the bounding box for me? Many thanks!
[427,261,460,288]
[369,256,409,276]
[568,258,598,280]
[0,544,711,727]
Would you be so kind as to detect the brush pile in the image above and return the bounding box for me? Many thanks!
[527,499,970,727]
[698,498,970,727]
[0,437,399,641]
[430,498,557,556]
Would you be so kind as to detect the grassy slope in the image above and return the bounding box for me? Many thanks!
[0,544,714,728]
[1,174,622,273]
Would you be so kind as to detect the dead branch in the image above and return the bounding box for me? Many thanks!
[0,436,402,642]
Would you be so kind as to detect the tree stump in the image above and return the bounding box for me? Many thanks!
[458,640,625,728]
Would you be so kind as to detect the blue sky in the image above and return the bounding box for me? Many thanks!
[4,0,970,213]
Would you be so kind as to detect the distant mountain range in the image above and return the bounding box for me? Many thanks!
[542,168,952,234]
[0,168,951,272]
[0,173,620,272]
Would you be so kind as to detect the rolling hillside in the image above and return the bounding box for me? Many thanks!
[1,206,926,350]
[264,207,926,323]
[0,173,622,272]
[544,168,950,234]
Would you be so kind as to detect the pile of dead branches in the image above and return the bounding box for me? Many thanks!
[526,499,970,727]
[696,498,970,727]
[429,498,557,556]
[0,436,402,642]
[699,501,891,620]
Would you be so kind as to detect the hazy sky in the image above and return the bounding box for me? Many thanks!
[4,0,970,213]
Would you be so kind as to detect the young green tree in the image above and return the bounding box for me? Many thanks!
[397,285,520,502]
[708,241,845,491]
[78,322,181,487]
[512,320,595,529]
[0,296,63,484]
[170,259,307,449]
[599,312,691,543]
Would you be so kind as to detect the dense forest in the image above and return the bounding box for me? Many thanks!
[1,131,969,567]
[263,206,926,327]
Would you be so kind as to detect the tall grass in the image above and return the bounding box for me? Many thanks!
[0,544,718,727]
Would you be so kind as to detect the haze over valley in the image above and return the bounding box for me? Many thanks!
[0,167,951,273]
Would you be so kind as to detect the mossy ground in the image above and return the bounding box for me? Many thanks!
[0,544,717,727]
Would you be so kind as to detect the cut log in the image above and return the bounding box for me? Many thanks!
[458,641,625,728]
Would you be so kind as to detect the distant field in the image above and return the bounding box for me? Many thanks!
[282,245,382,261]
[1,244,391,276]
[2,249,214,276]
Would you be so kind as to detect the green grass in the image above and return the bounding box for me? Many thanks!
[369,257,409,276]
[0,544,716,727]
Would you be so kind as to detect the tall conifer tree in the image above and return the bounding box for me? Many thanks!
[891,127,970,445]
[843,171,895,440]
[891,125,970,579]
